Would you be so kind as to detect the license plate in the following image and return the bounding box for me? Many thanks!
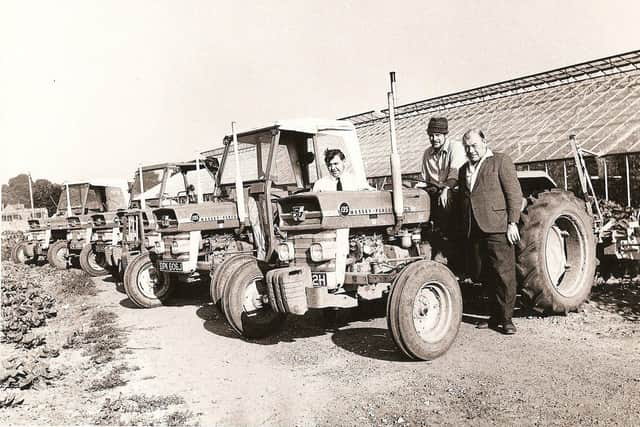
[158,260,183,272]
[69,241,84,250]
[311,272,327,287]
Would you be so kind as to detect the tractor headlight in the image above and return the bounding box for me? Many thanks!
[144,233,161,250]
[276,242,294,262]
[153,241,165,254]
[309,241,336,262]
[171,239,190,255]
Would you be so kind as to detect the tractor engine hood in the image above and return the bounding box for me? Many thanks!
[277,189,430,231]
[28,218,50,231]
[67,215,92,230]
[91,212,121,230]
[49,216,69,231]
[153,201,240,233]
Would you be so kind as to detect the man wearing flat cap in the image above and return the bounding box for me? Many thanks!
[420,117,466,234]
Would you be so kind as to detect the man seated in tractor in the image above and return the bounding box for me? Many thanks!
[313,148,371,295]
[313,148,372,192]
[419,117,467,234]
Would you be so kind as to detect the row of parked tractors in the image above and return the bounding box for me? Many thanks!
[11,84,612,360]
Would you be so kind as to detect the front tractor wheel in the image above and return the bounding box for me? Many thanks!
[223,259,286,339]
[210,254,256,312]
[11,241,34,264]
[387,260,462,361]
[123,254,174,308]
[79,245,107,277]
[47,240,69,270]
[517,190,597,314]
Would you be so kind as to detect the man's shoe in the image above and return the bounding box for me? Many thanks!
[502,321,517,335]
[476,318,497,329]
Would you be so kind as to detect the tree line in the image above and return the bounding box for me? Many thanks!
[2,174,62,216]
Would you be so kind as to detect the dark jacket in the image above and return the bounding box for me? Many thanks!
[458,152,523,235]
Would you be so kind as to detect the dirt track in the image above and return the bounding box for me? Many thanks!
[2,266,640,426]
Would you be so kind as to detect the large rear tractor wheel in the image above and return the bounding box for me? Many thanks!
[222,259,286,339]
[387,260,462,361]
[11,241,35,264]
[210,254,255,312]
[517,190,596,314]
[123,253,174,308]
[79,245,107,277]
[47,240,69,270]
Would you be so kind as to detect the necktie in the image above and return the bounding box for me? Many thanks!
[336,178,343,191]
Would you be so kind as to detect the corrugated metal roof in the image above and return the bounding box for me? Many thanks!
[349,50,640,177]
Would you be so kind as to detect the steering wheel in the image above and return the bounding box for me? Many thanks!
[292,186,311,195]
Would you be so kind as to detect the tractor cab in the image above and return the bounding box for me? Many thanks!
[222,118,368,193]
[129,161,218,210]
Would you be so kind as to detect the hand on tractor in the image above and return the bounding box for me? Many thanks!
[507,222,520,245]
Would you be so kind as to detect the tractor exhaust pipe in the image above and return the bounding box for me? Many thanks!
[232,122,247,226]
[27,172,34,215]
[388,73,404,229]
[195,152,203,203]
[65,182,72,216]
[390,71,398,107]
[138,163,146,209]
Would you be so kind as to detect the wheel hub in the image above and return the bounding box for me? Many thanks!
[412,282,452,343]
[88,251,105,271]
[545,215,584,297]
[137,263,169,299]
[243,279,265,315]
[56,248,68,265]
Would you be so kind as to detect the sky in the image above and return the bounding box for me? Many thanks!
[1,0,639,185]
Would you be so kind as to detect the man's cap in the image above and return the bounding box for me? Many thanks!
[427,117,448,134]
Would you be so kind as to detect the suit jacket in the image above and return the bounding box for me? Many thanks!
[458,152,523,235]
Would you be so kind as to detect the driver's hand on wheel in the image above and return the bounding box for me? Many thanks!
[506,222,520,245]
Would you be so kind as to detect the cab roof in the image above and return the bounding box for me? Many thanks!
[231,119,356,140]
[64,179,129,188]
[138,161,201,173]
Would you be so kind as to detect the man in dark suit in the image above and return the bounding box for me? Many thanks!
[458,128,523,334]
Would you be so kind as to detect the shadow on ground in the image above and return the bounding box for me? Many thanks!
[196,299,392,347]
[118,280,211,309]
[590,280,640,321]
[330,327,409,362]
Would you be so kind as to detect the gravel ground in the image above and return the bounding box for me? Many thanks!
[1,260,639,426]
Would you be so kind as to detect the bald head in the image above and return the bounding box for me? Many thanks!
[462,128,488,164]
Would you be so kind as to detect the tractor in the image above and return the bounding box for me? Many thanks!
[210,114,463,360]
[10,215,60,265]
[46,181,129,271]
[121,151,250,308]
[103,161,215,280]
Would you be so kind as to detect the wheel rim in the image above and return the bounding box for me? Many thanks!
[544,214,585,297]
[241,275,279,325]
[88,250,105,272]
[16,246,28,263]
[136,262,170,299]
[412,281,453,343]
[56,246,68,265]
